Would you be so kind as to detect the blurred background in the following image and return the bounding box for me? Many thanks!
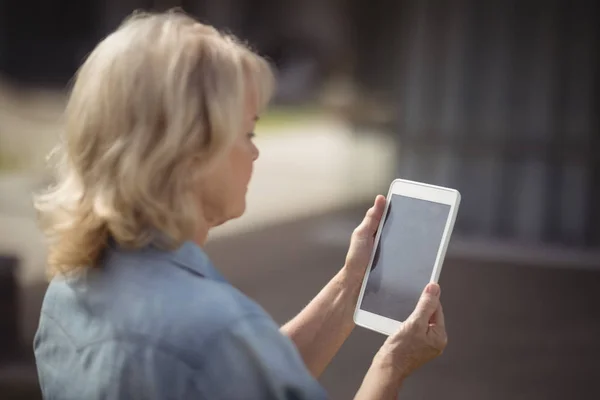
[1,0,599,398]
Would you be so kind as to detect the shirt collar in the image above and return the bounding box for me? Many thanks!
[167,241,228,283]
[108,238,227,283]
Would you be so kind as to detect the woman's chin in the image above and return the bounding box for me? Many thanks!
[215,201,247,227]
[232,200,247,219]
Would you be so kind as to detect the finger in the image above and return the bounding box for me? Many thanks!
[410,283,441,324]
[429,301,445,332]
[428,302,447,350]
[355,195,386,238]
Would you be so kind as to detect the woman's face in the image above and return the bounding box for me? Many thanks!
[198,86,260,228]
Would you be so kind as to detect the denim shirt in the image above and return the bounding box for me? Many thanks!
[34,241,327,400]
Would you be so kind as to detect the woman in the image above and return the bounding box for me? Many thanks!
[33,10,447,400]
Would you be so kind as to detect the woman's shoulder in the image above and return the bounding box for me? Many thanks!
[39,242,274,362]
[104,240,270,324]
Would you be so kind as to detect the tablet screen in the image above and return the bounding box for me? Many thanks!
[360,194,451,322]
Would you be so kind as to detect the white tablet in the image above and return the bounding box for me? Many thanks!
[354,179,461,336]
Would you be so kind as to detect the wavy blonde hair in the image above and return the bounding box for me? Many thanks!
[34,10,275,276]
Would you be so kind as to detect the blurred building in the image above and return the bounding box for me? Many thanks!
[351,0,599,250]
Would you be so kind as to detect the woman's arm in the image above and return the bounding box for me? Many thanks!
[280,266,361,378]
[281,196,387,378]
[354,361,405,400]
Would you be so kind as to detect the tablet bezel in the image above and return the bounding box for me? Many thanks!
[353,179,461,336]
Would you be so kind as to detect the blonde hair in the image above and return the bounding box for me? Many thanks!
[34,10,275,276]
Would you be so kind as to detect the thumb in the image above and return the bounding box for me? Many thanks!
[353,195,386,240]
[409,283,441,325]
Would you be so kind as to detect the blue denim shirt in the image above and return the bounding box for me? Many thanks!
[34,241,327,399]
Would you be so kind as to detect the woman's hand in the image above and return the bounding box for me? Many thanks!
[343,195,387,286]
[373,283,447,380]
[355,283,447,400]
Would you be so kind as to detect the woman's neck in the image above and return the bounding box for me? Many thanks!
[193,216,210,247]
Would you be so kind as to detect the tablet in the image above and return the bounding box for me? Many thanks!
[354,179,461,335]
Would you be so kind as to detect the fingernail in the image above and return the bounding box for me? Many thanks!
[426,284,440,296]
